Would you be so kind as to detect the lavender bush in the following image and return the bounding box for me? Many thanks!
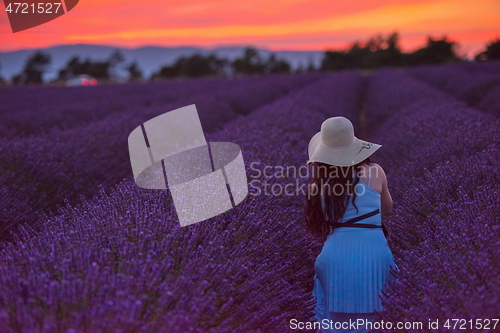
[475,85,500,117]
[454,59,500,77]
[366,70,500,331]
[0,63,498,332]
[0,73,323,241]
[364,68,451,138]
[406,64,500,116]
[0,73,322,139]
[0,77,227,139]
[0,71,366,332]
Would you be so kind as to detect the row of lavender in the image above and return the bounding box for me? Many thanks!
[0,73,323,139]
[0,77,225,138]
[454,59,500,76]
[406,62,500,117]
[1,63,496,331]
[0,73,323,241]
[0,71,366,332]
[365,68,499,330]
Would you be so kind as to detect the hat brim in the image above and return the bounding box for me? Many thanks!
[307,132,381,167]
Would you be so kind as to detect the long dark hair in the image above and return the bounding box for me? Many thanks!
[304,157,371,240]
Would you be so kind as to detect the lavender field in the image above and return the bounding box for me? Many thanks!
[0,64,498,332]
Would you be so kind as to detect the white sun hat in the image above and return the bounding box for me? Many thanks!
[307,116,381,167]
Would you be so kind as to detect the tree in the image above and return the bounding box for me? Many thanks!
[126,61,143,81]
[177,53,226,77]
[407,36,461,65]
[57,55,111,80]
[150,64,179,80]
[367,32,405,68]
[321,50,353,71]
[321,32,404,71]
[295,63,305,73]
[0,61,6,86]
[232,47,266,75]
[265,54,291,74]
[107,49,126,79]
[306,57,317,72]
[475,38,500,61]
[150,53,227,80]
[108,49,125,66]
[11,73,25,86]
[14,50,52,85]
[57,55,81,80]
[345,40,370,69]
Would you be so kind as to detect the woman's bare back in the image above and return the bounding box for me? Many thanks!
[357,163,393,217]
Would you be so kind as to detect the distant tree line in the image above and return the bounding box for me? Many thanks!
[149,47,291,80]
[7,49,136,86]
[1,34,500,86]
[319,32,500,71]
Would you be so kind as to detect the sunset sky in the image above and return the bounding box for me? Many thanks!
[1,0,499,57]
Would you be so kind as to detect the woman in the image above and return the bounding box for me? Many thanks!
[305,116,397,333]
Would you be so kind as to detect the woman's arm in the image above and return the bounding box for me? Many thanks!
[376,164,393,217]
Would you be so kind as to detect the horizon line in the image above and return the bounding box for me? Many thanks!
[2,35,497,55]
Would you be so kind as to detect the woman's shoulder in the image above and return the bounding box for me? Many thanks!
[359,162,383,170]
[359,163,387,179]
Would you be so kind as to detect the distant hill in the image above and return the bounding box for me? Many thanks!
[0,43,324,82]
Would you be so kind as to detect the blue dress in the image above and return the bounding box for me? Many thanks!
[310,170,397,324]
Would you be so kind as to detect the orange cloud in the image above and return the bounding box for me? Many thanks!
[0,0,498,57]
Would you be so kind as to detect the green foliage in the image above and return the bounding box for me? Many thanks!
[232,47,266,75]
[57,56,111,80]
[0,61,5,87]
[56,50,127,81]
[475,38,500,61]
[12,50,52,85]
[306,58,316,72]
[321,32,463,71]
[125,61,143,81]
[265,54,291,74]
[407,36,461,65]
[150,53,227,80]
[6,35,500,87]
[107,49,125,67]
[321,32,405,71]
[107,49,126,79]
[150,48,291,80]
[232,47,291,75]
